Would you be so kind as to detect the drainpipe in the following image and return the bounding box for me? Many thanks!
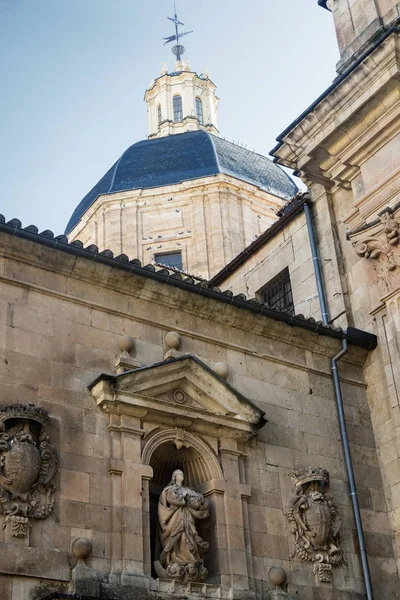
[303,200,374,600]
[303,202,329,326]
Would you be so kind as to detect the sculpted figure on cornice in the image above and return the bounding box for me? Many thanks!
[348,205,400,296]
[285,467,343,583]
[156,469,210,582]
[0,404,58,538]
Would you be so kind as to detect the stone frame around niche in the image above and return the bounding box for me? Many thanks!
[89,354,266,596]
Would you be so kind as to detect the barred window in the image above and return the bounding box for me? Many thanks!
[173,95,183,123]
[195,97,203,124]
[157,104,162,125]
[154,251,183,270]
[259,268,294,315]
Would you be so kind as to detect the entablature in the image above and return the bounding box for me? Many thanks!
[272,32,400,189]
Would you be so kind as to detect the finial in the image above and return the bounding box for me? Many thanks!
[163,4,193,63]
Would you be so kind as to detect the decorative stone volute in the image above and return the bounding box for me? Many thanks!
[347,204,400,298]
[0,403,59,538]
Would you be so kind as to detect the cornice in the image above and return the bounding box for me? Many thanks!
[67,174,285,240]
[343,166,400,227]
[0,217,377,353]
[272,32,400,185]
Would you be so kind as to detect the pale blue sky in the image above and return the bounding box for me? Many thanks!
[0,1,339,234]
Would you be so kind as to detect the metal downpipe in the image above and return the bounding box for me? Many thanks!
[332,340,374,600]
[304,201,329,326]
[304,200,374,599]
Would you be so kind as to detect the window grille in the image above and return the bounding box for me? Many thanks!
[259,268,294,315]
[154,251,183,270]
[157,104,162,125]
[196,97,204,124]
[173,96,183,123]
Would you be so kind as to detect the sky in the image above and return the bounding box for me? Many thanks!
[0,0,340,235]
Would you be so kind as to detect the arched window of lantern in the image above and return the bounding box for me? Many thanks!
[195,97,203,124]
[157,104,162,125]
[173,95,183,122]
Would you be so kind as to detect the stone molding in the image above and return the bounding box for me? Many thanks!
[89,355,266,440]
[0,242,363,364]
[272,33,400,186]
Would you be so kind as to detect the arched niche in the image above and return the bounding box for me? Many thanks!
[142,428,222,485]
[89,355,263,590]
[142,428,223,581]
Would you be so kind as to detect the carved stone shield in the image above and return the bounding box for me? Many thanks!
[2,439,42,496]
[0,404,59,537]
[304,498,332,550]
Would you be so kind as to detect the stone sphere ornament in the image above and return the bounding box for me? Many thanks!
[118,335,135,355]
[165,331,181,350]
[214,362,229,380]
[268,566,286,587]
[72,538,92,561]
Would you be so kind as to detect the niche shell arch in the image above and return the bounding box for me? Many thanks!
[142,428,223,486]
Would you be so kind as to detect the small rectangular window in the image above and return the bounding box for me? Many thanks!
[154,251,183,270]
[258,268,294,315]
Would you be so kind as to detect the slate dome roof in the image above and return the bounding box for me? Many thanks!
[65,130,298,234]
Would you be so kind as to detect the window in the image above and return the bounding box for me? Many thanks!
[259,268,294,315]
[154,251,183,270]
[195,97,203,124]
[173,95,183,122]
[157,104,162,125]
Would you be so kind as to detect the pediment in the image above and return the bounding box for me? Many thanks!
[89,355,266,439]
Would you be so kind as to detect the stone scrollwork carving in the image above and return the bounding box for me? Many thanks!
[348,206,400,295]
[0,403,59,537]
[155,469,210,582]
[285,467,343,583]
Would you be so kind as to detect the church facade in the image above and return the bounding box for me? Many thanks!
[0,3,399,600]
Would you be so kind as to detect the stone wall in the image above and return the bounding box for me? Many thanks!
[324,0,400,71]
[0,230,396,599]
[67,175,283,280]
[272,19,400,590]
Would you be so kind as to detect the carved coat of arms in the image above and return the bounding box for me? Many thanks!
[285,467,343,582]
[0,403,58,537]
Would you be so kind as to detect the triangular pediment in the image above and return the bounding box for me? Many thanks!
[89,355,266,438]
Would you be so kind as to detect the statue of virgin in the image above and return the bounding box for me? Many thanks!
[157,469,210,581]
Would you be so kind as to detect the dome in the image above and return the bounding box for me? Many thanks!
[65,130,298,234]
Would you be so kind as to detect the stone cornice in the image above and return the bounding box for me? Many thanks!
[0,222,376,358]
[67,174,284,240]
[272,32,400,186]
[343,166,400,227]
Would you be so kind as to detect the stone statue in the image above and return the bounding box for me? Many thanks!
[0,404,58,538]
[157,469,210,581]
[285,467,343,582]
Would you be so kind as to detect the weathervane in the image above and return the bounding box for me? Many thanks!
[163,4,193,62]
